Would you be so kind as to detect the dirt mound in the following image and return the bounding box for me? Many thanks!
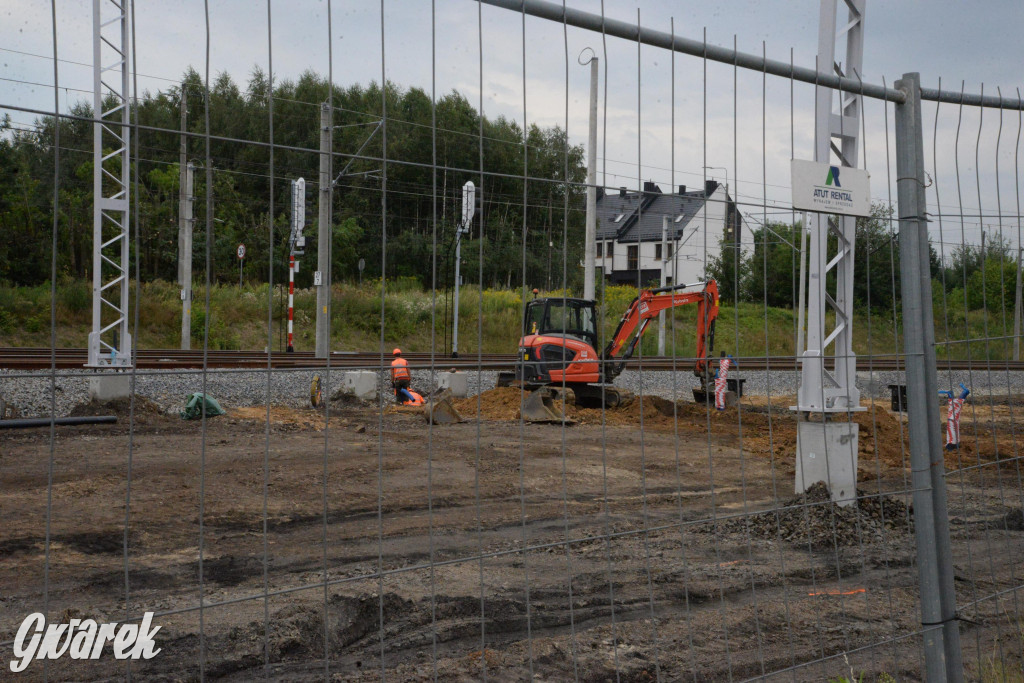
[453,386,530,420]
[230,406,325,431]
[453,387,716,426]
[718,482,913,550]
[453,388,919,474]
[69,395,166,423]
[751,406,912,471]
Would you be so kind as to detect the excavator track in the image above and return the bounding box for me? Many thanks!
[568,383,633,409]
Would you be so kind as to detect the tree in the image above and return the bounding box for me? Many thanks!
[742,222,802,308]
[707,232,748,303]
[0,69,586,291]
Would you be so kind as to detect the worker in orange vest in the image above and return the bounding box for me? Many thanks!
[390,348,411,403]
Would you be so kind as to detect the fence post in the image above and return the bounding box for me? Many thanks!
[894,71,963,681]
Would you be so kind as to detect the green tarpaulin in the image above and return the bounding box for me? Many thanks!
[179,393,226,420]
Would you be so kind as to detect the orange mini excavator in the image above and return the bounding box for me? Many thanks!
[497,279,721,414]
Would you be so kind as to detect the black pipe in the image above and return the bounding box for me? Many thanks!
[0,415,117,430]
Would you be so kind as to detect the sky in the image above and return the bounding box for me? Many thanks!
[3,0,1024,253]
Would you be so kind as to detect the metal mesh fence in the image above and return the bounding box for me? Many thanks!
[1,1,1024,680]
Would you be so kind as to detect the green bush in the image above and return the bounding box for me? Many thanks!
[58,279,91,314]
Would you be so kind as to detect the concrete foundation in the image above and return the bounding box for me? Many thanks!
[437,371,468,398]
[342,371,377,401]
[88,374,131,402]
[794,420,859,507]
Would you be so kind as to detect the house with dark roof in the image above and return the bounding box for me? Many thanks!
[595,180,748,287]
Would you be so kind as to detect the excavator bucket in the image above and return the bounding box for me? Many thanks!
[423,389,462,424]
[692,385,736,408]
[520,386,576,424]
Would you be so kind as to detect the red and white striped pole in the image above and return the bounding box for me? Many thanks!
[714,356,732,410]
[287,254,295,352]
[946,397,963,449]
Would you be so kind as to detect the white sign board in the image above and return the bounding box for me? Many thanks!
[791,160,871,217]
[236,244,246,260]
[313,271,322,286]
[461,180,475,233]
[291,178,306,231]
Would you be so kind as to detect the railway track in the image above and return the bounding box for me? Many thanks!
[3,347,1023,373]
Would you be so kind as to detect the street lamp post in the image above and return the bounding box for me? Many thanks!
[702,165,728,196]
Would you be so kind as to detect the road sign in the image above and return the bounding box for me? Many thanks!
[237,244,246,260]
[358,258,365,272]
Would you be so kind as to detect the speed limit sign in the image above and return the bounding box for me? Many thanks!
[237,244,246,260]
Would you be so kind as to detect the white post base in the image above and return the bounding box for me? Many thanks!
[342,371,377,401]
[88,374,131,402]
[795,420,859,507]
[437,371,468,398]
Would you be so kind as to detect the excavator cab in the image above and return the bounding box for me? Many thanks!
[523,298,599,350]
[516,297,600,385]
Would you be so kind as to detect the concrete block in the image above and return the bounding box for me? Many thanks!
[795,421,858,507]
[437,371,468,398]
[342,371,377,401]
[89,374,131,402]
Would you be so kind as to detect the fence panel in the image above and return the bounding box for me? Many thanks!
[1,2,1023,681]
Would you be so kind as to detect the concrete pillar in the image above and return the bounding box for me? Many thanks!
[437,371,468,398]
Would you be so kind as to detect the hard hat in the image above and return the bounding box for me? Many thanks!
[392,348,402,355]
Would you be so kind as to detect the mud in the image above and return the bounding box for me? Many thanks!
[1,392,1021,680]
[69,395,168,424]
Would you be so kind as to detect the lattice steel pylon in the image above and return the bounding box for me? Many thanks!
[87,0,133,367]
[795,0,865,413]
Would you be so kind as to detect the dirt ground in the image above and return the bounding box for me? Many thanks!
[2,390,1024,681]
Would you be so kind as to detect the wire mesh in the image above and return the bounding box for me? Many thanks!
[2,1,1024,681]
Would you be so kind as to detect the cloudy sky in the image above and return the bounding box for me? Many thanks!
[3,0,1024,252]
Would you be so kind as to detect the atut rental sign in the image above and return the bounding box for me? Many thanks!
[791,159,871,217]
[9,612,161,673]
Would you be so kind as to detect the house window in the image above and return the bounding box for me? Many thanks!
[596,241,603,258]
[667,243,673,258]
[627,245,638,271]
[655,243,662,260]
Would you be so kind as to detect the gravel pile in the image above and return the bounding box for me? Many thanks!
[718,482,913,550]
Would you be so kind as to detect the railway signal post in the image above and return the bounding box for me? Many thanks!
[288,178,306,353]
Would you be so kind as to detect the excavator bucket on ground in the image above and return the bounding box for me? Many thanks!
[423,389,462,424]
[692,386,736,408]
[520,386,576,424]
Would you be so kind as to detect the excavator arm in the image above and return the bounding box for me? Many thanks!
[601,279,719,383]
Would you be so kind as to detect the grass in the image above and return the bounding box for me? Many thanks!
[0,278,1014,361]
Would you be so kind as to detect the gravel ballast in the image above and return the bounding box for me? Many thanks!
[3,366,1024,419]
